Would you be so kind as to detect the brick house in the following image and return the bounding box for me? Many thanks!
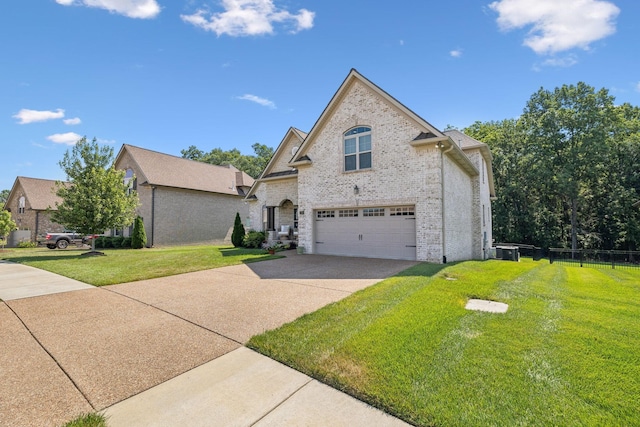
[114,144,254,246]
[4,176,68,242]
[245,69,495,262]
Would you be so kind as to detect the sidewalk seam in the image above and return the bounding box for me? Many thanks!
[4,301,96,411]
[102,287,244,346]
[248,377,314,426]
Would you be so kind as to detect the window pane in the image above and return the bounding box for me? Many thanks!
[345,154,356,171]
[359,152,371,169]
[344,138,356,154]
[359,134,371,152]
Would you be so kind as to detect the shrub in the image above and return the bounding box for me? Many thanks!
[111,236,124,249]
[132,216,147,249]
[231,212,245,248]
[122,237,132,248]
[243,230,266,248]
[17,240,37,248]
[94,237,106,249]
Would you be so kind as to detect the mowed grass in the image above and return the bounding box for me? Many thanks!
[0,245,278,286]
[248,259,640,426]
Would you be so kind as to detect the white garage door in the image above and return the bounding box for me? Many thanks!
[314,206,416,260]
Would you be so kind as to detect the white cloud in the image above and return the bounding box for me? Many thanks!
[237,94,276,109]
[47,132,83,145]
[181,0,315,36]
[55,0,160,19]
[63,117,82,125]
[450,49,463,58]
[489,0,619,55]
[540,54,578,68]
[13,108,65,124]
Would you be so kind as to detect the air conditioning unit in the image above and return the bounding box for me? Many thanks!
[495,245,520,261]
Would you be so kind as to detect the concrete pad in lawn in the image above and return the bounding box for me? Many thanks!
[0,303,93,427]
[6,288,239,410]
[255,380,411,427]
[0,260,93,300]
[104,347,312,427]
[107,269,352,343]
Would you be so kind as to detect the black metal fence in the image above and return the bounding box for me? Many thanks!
[549,248,640,270]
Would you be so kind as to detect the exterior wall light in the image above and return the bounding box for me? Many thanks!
[354,185,359,195]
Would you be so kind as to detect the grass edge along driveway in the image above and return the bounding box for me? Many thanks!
[248,259,640,427]
[0,245,279,286]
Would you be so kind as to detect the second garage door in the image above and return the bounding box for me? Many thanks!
[314,206,416,260]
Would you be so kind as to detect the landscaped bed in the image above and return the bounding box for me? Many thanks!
[248,259,640,426]
[0,245,279,286]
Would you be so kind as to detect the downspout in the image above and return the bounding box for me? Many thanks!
[35,211,39,243]
[150,186,156,247]
[440,142,454,264]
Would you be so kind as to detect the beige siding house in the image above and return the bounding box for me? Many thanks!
[246,69,495,263]
[114,145,254,246]
[4,176,67,242]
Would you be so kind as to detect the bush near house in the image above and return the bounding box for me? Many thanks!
[243,230,266,249]
[231,212,245,248]
[131,216,146,249]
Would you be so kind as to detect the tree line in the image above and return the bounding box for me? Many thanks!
[464,82,640,250]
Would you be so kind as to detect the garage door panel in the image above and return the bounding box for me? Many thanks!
[314,207,416,260]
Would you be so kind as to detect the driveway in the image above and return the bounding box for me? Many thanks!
[0,252,416,427]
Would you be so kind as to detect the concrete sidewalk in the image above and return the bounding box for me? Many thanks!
[0,255,414,427]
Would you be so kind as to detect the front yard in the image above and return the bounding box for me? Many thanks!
[248,259,640,426]
[0,245,277,286]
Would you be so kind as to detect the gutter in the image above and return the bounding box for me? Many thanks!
[150,186,155,247]
[440,142,454,264]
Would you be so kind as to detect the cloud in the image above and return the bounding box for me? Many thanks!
[55,0,160,19]
[489,0,619,55]
[13,108,65,124]
[540,54,578,68]
[47,132,83,145]
[450,49,463,58]
[181,0,315,36]
[237,94,276,109]
[63,117,82,125]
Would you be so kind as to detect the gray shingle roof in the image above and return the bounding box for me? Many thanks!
[118,145,254,196]
[12,177,66,210]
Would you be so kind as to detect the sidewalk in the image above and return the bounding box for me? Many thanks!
[0,257,412,427]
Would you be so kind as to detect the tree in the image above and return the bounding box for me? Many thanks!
[131,215,147,249]
[231,212,245,247]
[0,189,9,208]
[0,210,17,249]
[181,143,274,179]
[52,137,139,253]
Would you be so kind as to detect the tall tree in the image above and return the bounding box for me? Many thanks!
[0,210,17,249]
[52,137,139,253]
[181,143,274,179]
[0,189,9,208]
[521,83,617,250]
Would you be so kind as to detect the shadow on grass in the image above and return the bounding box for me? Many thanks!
[393,261,452,278]
[218,246,286,263]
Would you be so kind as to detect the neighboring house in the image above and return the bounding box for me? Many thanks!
[4,176,67,242]
[114,144,254,246]
[246,69,495,263]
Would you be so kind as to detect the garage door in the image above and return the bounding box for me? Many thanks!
[314,206,416,260]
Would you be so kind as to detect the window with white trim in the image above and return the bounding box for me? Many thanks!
[316,210,335,218]
[338,209,358,217]
[18,196,25,214]
[344,127,371,171]
[363,208,384,217]
[390,206,415,216]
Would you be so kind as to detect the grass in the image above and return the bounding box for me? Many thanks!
[61,413,106,427]
[248,259,640,426]
[0,245,280,286]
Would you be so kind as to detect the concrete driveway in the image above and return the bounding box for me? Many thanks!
[0,252,416,427]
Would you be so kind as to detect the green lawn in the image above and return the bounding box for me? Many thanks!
[248,259,640,426]
[0,245,278,286]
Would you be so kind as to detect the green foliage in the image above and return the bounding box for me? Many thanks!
[0,189,9,208]
[17,240,37,248]
[465,83,640,250]
[181,142,274,179]
[243,230,266,248]
[51,137,139,252]
[111,236,124,248]
[231,212,245,247]
[0,210,17,249]
[62,412,107,427]
[122,236,132,248]
[131,215,147,249]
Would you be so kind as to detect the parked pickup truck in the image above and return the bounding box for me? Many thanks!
[43,231,93,249]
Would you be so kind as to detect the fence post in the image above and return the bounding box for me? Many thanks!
[580,250,583,267]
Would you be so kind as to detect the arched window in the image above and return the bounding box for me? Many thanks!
[124,169,135,194]
[18,196,25,214]
[344,126,371,171]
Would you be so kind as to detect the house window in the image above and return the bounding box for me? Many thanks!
[18,196,25,214]
[338,209,358,217]
[390,206,415,216]
[344,127,372,171]
[316,210,335,218]
[363,208,385,217]
[294,208,298,229]
[124,169,135,194]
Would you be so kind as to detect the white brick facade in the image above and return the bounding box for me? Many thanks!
[246,70,495,263]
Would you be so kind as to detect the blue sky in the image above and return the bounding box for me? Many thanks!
[2,0,639,191]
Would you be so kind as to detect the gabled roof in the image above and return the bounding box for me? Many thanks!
[6,176,66,211]
[115,144,254,196]
[290,68,447,166]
